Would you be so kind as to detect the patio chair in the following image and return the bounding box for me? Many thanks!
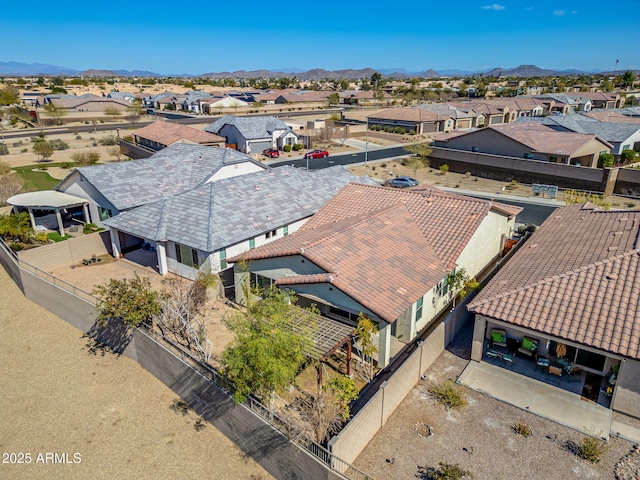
[548,365,563,379]
[517,337,538,360]
[490,329,507,348]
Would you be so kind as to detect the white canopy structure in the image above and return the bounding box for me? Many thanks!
[7,191,90,237]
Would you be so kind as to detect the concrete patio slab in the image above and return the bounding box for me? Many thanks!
[458,361,612,440]
[611,419,640,444]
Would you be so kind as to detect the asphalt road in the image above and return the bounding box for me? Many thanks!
[270,146,408,170]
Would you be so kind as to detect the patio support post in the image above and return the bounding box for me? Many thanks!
[109,228,121,259]
[378,323,391,368]
[470,316,486,362]
[27,209,37,231]
[156,243,168,275]
[346,338,352,377]
[55,209,64,237]
[82,203,90,224]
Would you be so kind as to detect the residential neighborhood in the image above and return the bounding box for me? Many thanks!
[1,32,640,479]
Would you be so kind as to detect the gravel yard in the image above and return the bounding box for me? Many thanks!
[0,266,272,480]
[352,323,638,480]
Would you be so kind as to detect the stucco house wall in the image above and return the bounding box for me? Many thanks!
[57,172,119,225]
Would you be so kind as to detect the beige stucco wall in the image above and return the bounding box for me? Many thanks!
[613,359,640,418]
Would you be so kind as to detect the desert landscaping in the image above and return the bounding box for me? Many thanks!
[0,266,272,480]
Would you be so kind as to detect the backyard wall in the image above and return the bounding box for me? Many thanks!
[429,146,608,192]
[0,240,352,480]
[613,167,640,197]
[613,359,640,419]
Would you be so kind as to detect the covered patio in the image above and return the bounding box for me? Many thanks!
[458,361,614,440]
[7,191,90,237]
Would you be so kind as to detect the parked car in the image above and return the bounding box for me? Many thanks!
[384,176,418,188]
[262,148,280,158]
[304,149,329,159]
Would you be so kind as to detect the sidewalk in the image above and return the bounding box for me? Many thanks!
[439,186,566,207]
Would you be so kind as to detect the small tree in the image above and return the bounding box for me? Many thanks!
[103,107,122,122]
[447,268,480,306]
[221,286,312,404]
[354,314,378,382]
[108,146,123,162]
[327,92,340,106]
[93,273,162,328]
[406,157,428,178]
[32,140,54,162]
[43,102,66,125]
[404,142,432,159]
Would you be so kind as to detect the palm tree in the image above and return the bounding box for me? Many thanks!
[0,212,32,242]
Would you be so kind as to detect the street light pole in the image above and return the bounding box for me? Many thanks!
[364,118,368,166]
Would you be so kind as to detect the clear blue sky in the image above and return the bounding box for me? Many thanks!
[2,0,638,74]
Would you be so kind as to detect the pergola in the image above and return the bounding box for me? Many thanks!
[288,306,354,385]
[7,191,90,237]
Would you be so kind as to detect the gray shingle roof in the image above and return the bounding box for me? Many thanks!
[204,115,292,140]
[518,115,640,142]
[103,166,377,252]
[70,144,263,211]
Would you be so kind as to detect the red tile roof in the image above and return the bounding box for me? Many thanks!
[232,183,521,323]
[133,121,224,146]
[367,107,451,123]
[469,204,640,359]
[489,123,611,155]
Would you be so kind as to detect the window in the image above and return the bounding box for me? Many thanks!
[471,146,479,152]
[175,243,199,268]
[265,229,278,239]
[523,153,534,159]
[98,206,112,221]
[249,238,255,249]
[220,249,227,269]
[283,225,289,236]
[549,156,557,162]
[414,297,423,323]
[250,273,273,290]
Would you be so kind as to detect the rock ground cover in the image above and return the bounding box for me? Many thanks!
[352,322,636,480]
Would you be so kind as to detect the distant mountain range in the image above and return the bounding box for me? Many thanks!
[0,61,628,79]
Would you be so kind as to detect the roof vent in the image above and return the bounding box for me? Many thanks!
[613,231,624,236]
[255,185,260,190]
[528,243,538,249]
[608,246,618,252]
[396,287,407,295]
[606,274,617,280]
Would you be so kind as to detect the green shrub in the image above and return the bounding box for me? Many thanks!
[620,149,637,164]
[99,136,117,146]
[0,160,10,174]
[50,139,69,150]
[20,148,28,153]
[418,462,472,480]
[75,135,82,140]
[578,437,607,463]
[292,143,304,151]
[598,153,614,168]
[381,163,387,168]
[12,141,23,147]
[409,130,416,135]
[0,143,8,155]
[283,144,292,152]
[439,164,450,175]
[428,380,467,410]
[393,127,406,134]
[9,242,25,252]
[512,420,532,437]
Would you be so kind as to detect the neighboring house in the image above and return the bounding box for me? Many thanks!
[205,115,299,154]
[107,91,136,102]
[199,95,249,113]
[518,115,640,156]
[584,109,640,125]
[229,183,521,368]
[448,100,515,125]
[102,166,376,284]
[46,96,131,113]
[467,203,640,420]
[367,107,454,134]
[571,92,623,109]
[131,121,225,152]
[434,122,612,167]
[55,144,267,225]
[535,94,592,113]
[416,104,486,129]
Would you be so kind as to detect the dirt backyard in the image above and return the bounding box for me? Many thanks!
[0,266,272,480]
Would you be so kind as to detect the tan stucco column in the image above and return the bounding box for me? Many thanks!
[471,315,487,362]
[378,323,391,368]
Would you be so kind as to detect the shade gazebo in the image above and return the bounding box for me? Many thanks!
[7,191,90,237]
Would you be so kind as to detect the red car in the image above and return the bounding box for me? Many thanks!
[262,148,280,158]
[304,149,329,159]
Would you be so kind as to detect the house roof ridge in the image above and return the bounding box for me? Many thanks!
[470,248,640,309]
